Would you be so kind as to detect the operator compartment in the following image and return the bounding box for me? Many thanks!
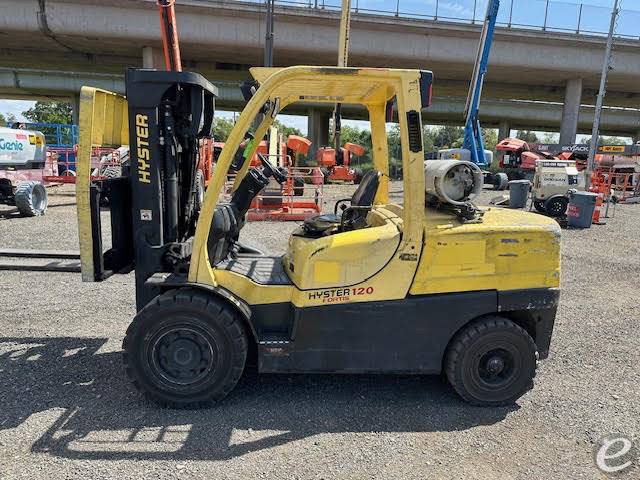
[284,205,402,290]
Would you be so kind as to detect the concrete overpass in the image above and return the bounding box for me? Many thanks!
[2,0,640,142]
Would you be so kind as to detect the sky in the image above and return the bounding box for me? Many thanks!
[0,0,632,136]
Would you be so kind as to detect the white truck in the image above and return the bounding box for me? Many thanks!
[0,126,53,216]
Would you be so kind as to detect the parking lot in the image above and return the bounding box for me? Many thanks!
[0,183,638,479]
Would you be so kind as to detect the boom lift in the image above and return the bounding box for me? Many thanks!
[76,65,561,407]
[437,0,509,191]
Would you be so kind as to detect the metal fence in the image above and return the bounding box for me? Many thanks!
[248,0,640,40]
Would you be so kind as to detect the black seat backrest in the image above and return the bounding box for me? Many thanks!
[351,170,381,207]
[345,170,381,229]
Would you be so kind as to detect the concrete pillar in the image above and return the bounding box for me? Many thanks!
[142,46,164,69]
[307,108,330,156]
[70,92,80,126]
[559,78,583,145]
[498,121,511,141]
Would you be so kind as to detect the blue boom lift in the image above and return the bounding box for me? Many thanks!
[438,0,508,190]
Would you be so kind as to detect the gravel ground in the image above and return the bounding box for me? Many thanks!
[0,182,638,479]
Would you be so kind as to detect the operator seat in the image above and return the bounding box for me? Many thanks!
[302,170,381,237]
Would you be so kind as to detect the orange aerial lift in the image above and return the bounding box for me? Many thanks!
[316,142,365,183]
[224,127,324,221]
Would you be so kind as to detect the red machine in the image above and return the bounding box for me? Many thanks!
[315,142,365,184]
[496,138,556,177]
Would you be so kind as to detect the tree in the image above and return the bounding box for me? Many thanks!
[481,128,498,152]
[516,130,538,143]
[273,120,302,139]
[582,135,628,147]
[2,113,17,127]
[431,125,464,149]
[541,132,559,143]
[211,117,235,142]
[23,101,72,124]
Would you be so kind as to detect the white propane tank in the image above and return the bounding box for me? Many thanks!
[424,159,484,205]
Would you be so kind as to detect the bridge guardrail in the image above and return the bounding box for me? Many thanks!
[240,0,640,40]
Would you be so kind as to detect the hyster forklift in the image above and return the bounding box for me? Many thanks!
[76,65,561,408]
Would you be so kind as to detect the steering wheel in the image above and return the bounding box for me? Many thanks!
[257,152,287,184]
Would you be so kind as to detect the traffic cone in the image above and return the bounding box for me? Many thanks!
[592,193,605,225]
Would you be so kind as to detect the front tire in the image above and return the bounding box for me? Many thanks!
[445,316,538,406]
[533,200,546,213]
[123,288,248,408]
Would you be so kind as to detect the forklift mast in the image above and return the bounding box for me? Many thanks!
[462,0,500,167]
[79,70,217,309]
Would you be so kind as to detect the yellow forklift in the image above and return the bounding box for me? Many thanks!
[76,65,561,407]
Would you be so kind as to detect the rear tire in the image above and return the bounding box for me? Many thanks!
[14,181,48,217]
[445,316,538,406]
[123,288,248,408]
[544,196,568,217]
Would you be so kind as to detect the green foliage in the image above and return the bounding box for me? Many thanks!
[431,125,465,149]
[273,119,302,139]
[516,130,538,143]
[1,113,17,127]
[481,128,498,152]
[582,135,628,147]
[23,101,72,124]
[541,132,559,143]
[211,117,235,142]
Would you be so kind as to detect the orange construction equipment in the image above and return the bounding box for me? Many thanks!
[216,129,324,221]
[246,131,324,220]
[316,142,365,184]
[591,193,605,224]
[592,165,640,204]
[157,0,182,71]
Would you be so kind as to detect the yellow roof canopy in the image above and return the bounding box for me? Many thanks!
[249,66,427,106]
